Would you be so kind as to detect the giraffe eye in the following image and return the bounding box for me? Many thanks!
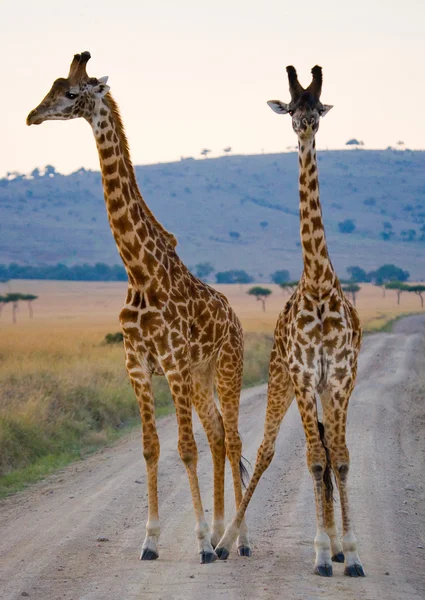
[318,109,324,116]
[65,92,78,100]
[289,110,294,116]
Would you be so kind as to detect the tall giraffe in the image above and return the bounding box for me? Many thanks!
[216,66,365,578]
[26,51,251,564]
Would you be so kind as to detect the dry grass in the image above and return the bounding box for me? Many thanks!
[0,279,422,495]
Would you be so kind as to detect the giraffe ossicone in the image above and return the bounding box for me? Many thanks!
[216,65,365,579]
[27,51,251,564]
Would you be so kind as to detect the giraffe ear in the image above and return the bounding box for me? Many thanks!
[320,104,333,117]
[92,77,110,97]
[267,100,290,115]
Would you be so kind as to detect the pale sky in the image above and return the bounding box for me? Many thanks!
[1,0,424,176]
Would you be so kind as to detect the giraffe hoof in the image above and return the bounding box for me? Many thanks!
[332,552,345,563]
[237,545,252,557]
[344,563,365,577]
[200,550,217,564]
[314,564,333,577]
[215,547,230,560]
[140,548,159,561]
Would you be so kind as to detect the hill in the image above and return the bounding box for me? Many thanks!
[2,149,425,279]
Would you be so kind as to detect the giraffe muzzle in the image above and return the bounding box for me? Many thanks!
[26,108,44,126]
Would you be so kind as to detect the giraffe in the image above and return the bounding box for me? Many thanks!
[215,65,365,578]
[26,51,251,564]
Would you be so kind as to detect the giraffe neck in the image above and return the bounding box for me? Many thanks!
[298,137,336,295]
[88,94,177,287]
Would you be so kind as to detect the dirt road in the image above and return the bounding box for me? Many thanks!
[1,319,424,600]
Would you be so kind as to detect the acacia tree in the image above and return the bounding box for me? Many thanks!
[247,286,272,312]
[200,148,211,158]
[342,283,361,307]
[280,280,299,295]
[384,281,409,305]
[5,293,22,324]
[408,284,425,308]
[194,262,214,281]
[0,295,6,318]
[270,270,290,285]
[22,294,38,318]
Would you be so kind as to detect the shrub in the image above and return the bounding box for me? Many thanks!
[338,219,356,234]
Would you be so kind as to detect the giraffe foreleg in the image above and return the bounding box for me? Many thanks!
[123,341,160,561]
[215,342,294,559]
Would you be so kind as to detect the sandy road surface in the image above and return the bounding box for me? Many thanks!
[1,319,425,600]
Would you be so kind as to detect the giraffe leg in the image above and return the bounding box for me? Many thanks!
[320,390,344,563]
[321,386,365,577]
[296,388,333,576]
[214,328,251,557]
[123,341,160,561]
[215,342,294,559]
[162,357,216,564]
[192,366,226,548]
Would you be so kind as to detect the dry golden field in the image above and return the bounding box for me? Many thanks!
[0,278,422,494]
[2,279,423,333]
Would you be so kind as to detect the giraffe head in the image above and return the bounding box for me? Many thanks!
[267,66,333,139]
[26,52,110,126]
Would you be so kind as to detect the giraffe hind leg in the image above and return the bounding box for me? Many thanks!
[214,330,252,557]
[321,386,365,576]
[162,357,216,564]
[191,366,226,549]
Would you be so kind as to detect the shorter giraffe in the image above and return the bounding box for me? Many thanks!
[26,52,251,564]
[216,65,365,578]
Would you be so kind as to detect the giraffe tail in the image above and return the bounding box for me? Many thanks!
[239,455,251,489]
[318,421,334,502]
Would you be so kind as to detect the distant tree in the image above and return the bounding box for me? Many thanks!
[347,266,369,283]
[270,270,290,285]
[215,270,253,285]
[5,293,22,324]
[104,332,124,344]
[383,222,393,230]
[408,284,425,308]
[280,281,299,294]
[369,264,410,285]
[247,286,272,312]
[229,231,240,240]
[200,148,211,158]
[260,221,268,230]
[0,278,10,292]
[223,147,232,155]
[21,294,38,318]
[194,262,214,281]
[345,139,364,146]
[384,281,409,305]
[0,295,6,318]
[401,229,416,242]
[342,283,361,306]
[45,165,56,176]
[338,219,356,234]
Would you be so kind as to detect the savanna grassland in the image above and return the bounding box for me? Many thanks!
[0,279,423,496]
